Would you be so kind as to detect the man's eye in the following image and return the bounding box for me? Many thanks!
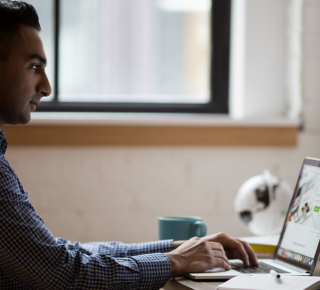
[32,64,40,70]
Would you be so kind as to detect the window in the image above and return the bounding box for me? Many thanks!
[30,0,231,113]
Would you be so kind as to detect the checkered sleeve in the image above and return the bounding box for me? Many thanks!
[65,239,174,257]
[0,151,172,289]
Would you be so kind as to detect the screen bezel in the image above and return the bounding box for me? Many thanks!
[274,157,320,273]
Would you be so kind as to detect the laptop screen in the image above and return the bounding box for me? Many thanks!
[275,157,320,272]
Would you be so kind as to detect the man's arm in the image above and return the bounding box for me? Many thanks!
[75,233,257,279]
[70,239,173,257]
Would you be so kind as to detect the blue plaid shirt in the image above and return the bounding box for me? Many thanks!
[0,130,172,289]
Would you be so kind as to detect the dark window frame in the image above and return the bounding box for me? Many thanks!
[37,0,231,114]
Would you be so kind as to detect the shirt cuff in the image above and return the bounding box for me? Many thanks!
[131,253,171,290]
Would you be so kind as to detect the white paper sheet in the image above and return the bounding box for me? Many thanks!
[217,275,320,290]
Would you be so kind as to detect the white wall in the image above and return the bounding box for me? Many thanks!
[244,0,288,118]
[230,0,290,119]
[4,0,320,244]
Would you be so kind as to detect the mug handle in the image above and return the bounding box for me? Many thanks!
[192,221,207,237]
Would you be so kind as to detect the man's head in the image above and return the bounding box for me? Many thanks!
[0,0,51,128]
[0,0,40,62]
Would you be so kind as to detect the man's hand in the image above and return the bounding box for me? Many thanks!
[168,232,259,277]
[200,232,259,267]
[164,237,231,278]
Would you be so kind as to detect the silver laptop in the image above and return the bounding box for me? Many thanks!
[188,157,320,280]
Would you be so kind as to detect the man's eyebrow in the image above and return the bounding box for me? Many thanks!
[28,54,47,66]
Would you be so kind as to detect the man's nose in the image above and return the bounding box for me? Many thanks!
[37,71,52,97]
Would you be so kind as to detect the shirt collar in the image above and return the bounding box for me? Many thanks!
[0,130,8,155]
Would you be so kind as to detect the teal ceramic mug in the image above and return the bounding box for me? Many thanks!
[158,216,207,240]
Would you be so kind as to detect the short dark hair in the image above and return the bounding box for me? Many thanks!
[0,0,41,61]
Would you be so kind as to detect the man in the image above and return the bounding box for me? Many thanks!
[0,1,258,289]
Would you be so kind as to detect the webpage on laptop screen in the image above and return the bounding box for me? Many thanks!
[278,165,320,267]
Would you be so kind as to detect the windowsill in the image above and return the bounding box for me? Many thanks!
[28,112,299,127]
[2,112,300,147]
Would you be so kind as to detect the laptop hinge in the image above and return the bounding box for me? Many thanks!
[273,259,308,273]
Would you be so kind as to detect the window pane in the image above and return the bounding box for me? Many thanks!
[59,0,211,103]
[27,0,55,101]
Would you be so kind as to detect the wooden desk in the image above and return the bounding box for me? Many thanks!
[162,277,224,290]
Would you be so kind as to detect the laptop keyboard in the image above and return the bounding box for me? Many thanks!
[231,261,290,274]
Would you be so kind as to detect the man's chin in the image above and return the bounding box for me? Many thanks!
[0,111,31,126]
[17,114,32,125]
